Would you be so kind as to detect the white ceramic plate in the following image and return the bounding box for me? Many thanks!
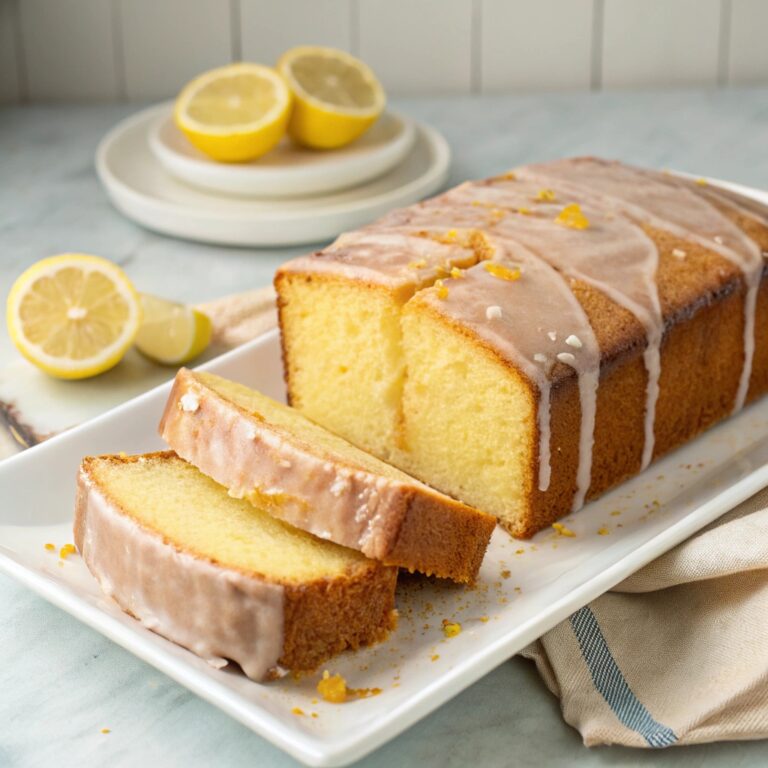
[149,107,416,198]
[96,105,449,247]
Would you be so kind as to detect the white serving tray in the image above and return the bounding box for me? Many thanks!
[3,176,768,766]
[3,328,768,766]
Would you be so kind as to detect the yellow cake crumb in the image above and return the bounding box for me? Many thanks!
[431,654,440,662]
[435,280,449,300]
[479,616,489,623]
[59,543,77,560]
[317,671,348,703]
[100,728,111,734]
[517,206,531,215]
[552,522,576,537]
[44,543,56,552]
[695,177,708,186]
[292,707,305,716]
[597,526,610,536]
[536,188,556,201]
[442,619,462,638]
[311,712,319,719]
[483,262,521,281]
[501,569,511,579]
[610,510,621,516]
[555,203,590,230]
[515,548,525,555]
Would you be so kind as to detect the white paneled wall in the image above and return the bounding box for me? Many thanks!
[0,0,20,101]
[358,0,473,94]
[480,0,594,91]
[1,0,766,104]
[241,0,353,66]
[18,0,119,100]
[602,0,722,88]
[729,0,768,84]
[119,0,233,100]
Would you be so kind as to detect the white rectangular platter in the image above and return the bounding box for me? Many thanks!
[2,178,768,767]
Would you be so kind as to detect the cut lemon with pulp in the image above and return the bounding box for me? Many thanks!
[278,46,385,149]
[175,63,292,162]
[134,294,212,365]
[6,254,141,380]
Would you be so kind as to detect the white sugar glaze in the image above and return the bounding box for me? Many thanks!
[281,158,765,514]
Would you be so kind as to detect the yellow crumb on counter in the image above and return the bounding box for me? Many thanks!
[291,707,305,716]
[100,728,111,735]
[552,522,576,537]
[59,543,77,560]
[597,526,610,536]
[44,543,56,552]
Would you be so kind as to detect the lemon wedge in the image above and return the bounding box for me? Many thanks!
[174,63,292,162]
[134,294,212,365]
[6,254,141,379]
[278,46,385,149]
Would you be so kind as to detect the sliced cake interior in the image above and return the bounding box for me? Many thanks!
[399,294,537,531]
[277,274,408,460]
[276,232,479,460]
[74,452,397,680]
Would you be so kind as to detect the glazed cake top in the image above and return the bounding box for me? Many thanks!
[280,157,768,511]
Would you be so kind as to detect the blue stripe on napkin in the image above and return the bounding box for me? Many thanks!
[569,606,678,747]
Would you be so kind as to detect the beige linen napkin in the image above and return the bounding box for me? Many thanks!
[196,286,278,349]
[521,489,768,747]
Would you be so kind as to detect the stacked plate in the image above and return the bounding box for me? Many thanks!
[96,104,451,247]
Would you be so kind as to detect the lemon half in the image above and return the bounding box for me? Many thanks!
[175,63,292,162]
[134,294,212,365]
[7,254,141,379]
[278,46,385,149]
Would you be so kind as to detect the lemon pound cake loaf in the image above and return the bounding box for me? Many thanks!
[74,453,397,680]
[276,157,768,537]
[160,368,494,583]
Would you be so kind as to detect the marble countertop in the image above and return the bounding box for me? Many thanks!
[2,90,768,767]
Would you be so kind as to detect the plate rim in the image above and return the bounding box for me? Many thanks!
[147,106,417,199]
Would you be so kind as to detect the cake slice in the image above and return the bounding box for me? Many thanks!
[159,368,495,583]
[74,452,397,680]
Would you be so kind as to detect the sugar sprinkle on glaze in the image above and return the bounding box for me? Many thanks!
[565,334,583,349]
[180,393,200,412]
